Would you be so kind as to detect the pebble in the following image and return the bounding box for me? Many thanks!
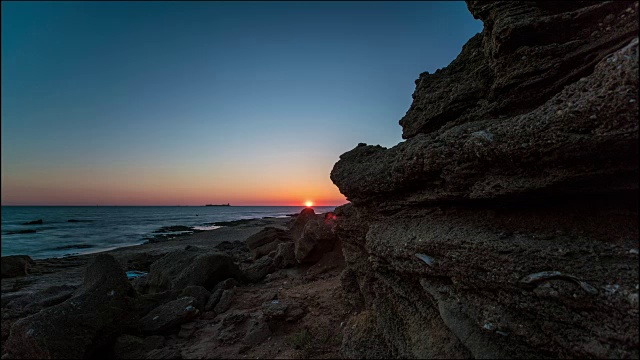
[483,322,495,331]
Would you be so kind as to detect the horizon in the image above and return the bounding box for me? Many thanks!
[1,1,482,206]
[1,204,342,207]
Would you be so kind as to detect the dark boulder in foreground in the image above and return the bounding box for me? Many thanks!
[244,256,276,283]
[5,285,77,313]
[245,227,291,260]
[178,285,210,311]
[147,246,244,292]
[1,255,35,278]
[295,213,338,263]
[139,296,199,334]
[273,242,296,269]
[289,207,317,239]
[4,254,137,359]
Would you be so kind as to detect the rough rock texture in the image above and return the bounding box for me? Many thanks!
[341,310,392,359]
[4,254,137,359]
[4,285,76,313]
[1,256,34,278]
[245,227,292,260]
[290,208,318,240]
[147,246,244,292]
[139,297,199,334]
[273,242,297,268]
[178,286,211,311]
[333,36,638,206]
[244,256,276,283]
[243,313,271,346]
[214,289,234,314]
[399,1,639,139]
[331,2,639,359]
[295,213,338,263]
[205,288,224,312]
[133,289,183,318]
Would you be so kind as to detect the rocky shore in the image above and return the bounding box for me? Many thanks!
[2,211,347,359]
[330,1,639,359]
[2,1,639,359]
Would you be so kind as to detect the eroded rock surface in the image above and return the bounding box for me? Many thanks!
[4,254,137,359]
[331,1,639,358]
[147,246,244,292]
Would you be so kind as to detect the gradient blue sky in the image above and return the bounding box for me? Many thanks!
[1,1,482,206]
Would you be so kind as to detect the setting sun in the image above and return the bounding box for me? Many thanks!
[305,201,313,207]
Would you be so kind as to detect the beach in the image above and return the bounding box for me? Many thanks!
[2,217,290,297]
[1,211,348,359]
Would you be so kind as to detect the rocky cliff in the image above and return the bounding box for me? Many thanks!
[331,1,639,358]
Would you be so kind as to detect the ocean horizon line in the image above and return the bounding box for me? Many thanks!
[1,204,346,207]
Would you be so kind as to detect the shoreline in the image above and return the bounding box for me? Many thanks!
[2,213,303,261]
[1,208,348,359]
[1,216,293,298]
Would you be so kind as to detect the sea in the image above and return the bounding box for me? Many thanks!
[1,206,337,260]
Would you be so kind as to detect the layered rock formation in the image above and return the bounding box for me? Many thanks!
[331,1,639,358]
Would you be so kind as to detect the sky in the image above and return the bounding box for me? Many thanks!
[1,1,483,206]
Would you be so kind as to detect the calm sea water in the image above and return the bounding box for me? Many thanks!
[1,206,336,259]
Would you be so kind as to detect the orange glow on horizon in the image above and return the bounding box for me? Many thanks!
[0,164,349,206]
[305,201,313,207]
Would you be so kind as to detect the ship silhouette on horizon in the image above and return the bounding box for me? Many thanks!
[205,203,230,206]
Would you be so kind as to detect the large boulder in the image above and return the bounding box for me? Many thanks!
[147,246,244,292]
[5,285,77,313]
[4,254,137,359]
[213,289,234,314]
[244,227,291,260]
[205,289,224,312]
[1,255,34,278]
[178,286,211,311]
[273,242,296,268]
[243,256,276,283]
[139,297,199,334]
[294,213,338,263]
[289,208,317,239]
[133,289,182,318]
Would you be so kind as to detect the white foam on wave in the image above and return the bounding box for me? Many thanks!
[192,225,222,231]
